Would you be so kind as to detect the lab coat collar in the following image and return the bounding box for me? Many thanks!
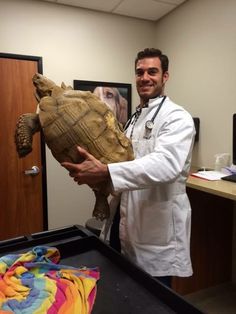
[134,95,168,116]
[147,95,168,107]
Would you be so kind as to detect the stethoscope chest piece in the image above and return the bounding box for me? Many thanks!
[145,120,154,131]
[143,96,166,138]
[144,121,153,139]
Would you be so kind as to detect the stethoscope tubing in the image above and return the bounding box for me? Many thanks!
[124,95,166,131]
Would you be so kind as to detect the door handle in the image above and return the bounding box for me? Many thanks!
[24,166,40,176]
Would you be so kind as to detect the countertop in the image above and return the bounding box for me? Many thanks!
[187,170,236,201]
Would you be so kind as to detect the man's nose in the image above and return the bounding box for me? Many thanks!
[141,71,150,80]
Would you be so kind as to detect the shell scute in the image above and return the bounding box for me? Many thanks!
[75,109,107,140]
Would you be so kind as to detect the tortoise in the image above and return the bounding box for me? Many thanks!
[15,73,134,220]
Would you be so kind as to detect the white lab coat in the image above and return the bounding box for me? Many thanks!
[101,96,195,277]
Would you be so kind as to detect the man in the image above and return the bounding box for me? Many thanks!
[61,48,195,287]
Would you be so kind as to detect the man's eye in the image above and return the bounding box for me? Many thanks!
[148,69,158,75]
[135,70,144,76]
[135,69,158,76]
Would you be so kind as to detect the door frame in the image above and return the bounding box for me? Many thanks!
[0,52,48,230]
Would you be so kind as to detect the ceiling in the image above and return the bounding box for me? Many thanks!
[39,0,187,21]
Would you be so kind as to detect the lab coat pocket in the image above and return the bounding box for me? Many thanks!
[132,137,154,158]
[139,201,173,246]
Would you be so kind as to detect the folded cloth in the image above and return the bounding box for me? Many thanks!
[0,246,100,314]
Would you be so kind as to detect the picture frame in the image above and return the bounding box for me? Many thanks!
[73,79,132,126]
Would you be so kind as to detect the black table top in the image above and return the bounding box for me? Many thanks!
[0,225,204,314]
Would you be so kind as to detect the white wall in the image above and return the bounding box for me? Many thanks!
[0,0,155,228]
[154,0,236,169]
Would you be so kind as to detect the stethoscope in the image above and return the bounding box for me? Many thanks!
[124,96,166,139]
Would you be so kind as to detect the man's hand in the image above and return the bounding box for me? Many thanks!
[61,146,110,185]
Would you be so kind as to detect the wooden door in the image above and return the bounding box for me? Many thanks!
[0,53,47,240]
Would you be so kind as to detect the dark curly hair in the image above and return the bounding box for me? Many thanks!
[135,48,169,73]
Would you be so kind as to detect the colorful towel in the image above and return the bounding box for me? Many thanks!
[0,246,100,314]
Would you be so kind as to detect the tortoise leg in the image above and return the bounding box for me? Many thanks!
[92,189,110,221]
[15,113,40,157]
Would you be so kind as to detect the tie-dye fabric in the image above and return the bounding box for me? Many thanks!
[0,246,99,314]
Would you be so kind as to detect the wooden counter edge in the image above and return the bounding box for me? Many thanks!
[187,171,236,201]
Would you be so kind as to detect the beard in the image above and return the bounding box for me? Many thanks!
[137,76,165,102]
[138,84,163,102]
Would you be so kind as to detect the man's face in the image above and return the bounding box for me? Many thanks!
[135,57,169,104]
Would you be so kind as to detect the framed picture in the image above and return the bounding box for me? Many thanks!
[73,79,132,126]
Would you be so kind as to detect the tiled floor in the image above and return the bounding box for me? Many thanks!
[185,283,236,314]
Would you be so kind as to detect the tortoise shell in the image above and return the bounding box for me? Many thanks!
[15,73,134,220]
[38,86,134,164]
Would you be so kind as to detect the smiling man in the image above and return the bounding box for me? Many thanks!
[61,48,196,288]
[135,51,169,106]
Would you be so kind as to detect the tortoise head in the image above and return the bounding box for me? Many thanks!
[32,73,57,100]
